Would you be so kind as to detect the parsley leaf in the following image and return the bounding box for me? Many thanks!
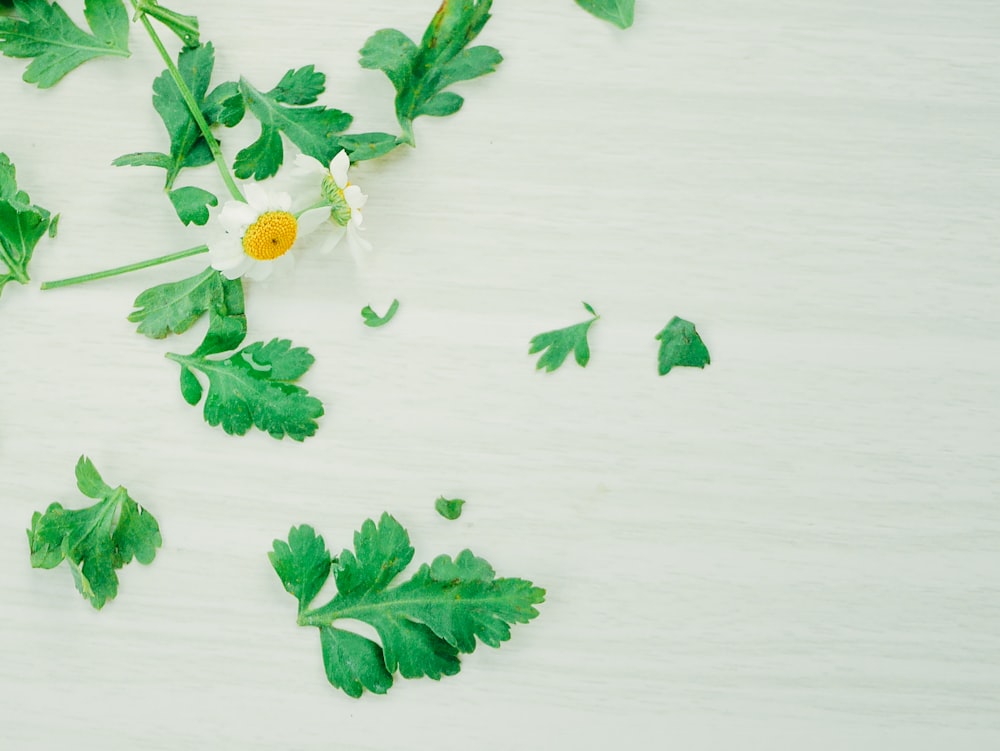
[575,0,635,29]
[167,185,217,226]
[128,266,242,342]
[234,66,353,181]
[529,302,600,372]
[359,0,502,145]
[272,514,544,697]
[435,496,465,520]
[0,151,53,298]
[113,42,244,194]
[136,0,199,48]
[27,456,161,610]
[166,338,323,441]
[0,0,130,88]
[360,298,399,328]
[655,317,711,376]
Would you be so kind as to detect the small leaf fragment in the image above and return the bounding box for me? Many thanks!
[529,302,600,372]
[655,317,711,376]
[27,456,161,609]
[435,496,465,521]
[361,298,400,328]
[575,0,635,29]
[168,186,218,226]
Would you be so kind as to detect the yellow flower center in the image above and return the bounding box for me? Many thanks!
[241,211,298,261]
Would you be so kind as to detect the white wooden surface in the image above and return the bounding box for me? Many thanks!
[1,1,998,748]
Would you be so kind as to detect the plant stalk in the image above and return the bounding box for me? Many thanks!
[41,245,209,290]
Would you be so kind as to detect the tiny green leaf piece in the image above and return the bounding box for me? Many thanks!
[47,212,59,237]
[359,0,502,146]
[0,152,52,297]
[435,496,465,521]
[277,513,545,697]
[361,298,399,328]
[0,0,130,88]
[129,266,226,339]
[575,0,635,29]
[268,525,333,611]
[136,0,199,47]
[234,67,353,180]
[528,302,600,372]
[168,186,217,226]
[116,42,242,189]
[27,456,161,610]
[655,317,711,376]
[166,338,324,441]
[333,132,400,163]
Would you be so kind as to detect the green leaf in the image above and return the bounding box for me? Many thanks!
[268,525,333,611]
[0,152,52,297]
[359,0,502,145]
[0,0,130,88]
[360,298,399,328]
[276,513,545,697]
[167,338,324,441]
[234,66,353,180]
[575,0,634,29]
[528,302,600,372]
[115,42,243,189]
[435,496,465,520]
[332,132,400,163]
[27,456,161,610]
[655,317,711,376]
[129,266,226,339]
[168,185,217,226]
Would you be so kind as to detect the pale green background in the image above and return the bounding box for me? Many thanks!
[1,1,998,748]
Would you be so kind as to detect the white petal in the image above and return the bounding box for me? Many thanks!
[292,153,326,177]
[330,150,350,189]
[320,225,347,254]
[351,208,364,227]
[344,185,367,210]
[346,223,373,259]
[218,256,253,280]
[244,183,270,213]
[245,259,274,281]
[297,206,330,237]
[218,202,257,233]
[273,191,293,212]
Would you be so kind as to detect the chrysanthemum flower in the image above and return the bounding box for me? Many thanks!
[292,150,372,255]
[208,184,329,281]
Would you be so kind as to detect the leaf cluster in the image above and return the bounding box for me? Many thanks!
[130,267,323,441]
[28,456,161,609]
[0,0,130,88]
[270,514,544,697]
[113,42,243,224]
[360,0,502,145]
[0,152,54,298]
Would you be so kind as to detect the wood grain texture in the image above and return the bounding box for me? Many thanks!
[1,1,998,748]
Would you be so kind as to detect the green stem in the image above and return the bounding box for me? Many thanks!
[0,246,29,285]
[129,0,244,203]
[41,245,209,290]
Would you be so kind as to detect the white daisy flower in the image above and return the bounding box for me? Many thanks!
[292,150,372,256]
[208,183,329,281]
